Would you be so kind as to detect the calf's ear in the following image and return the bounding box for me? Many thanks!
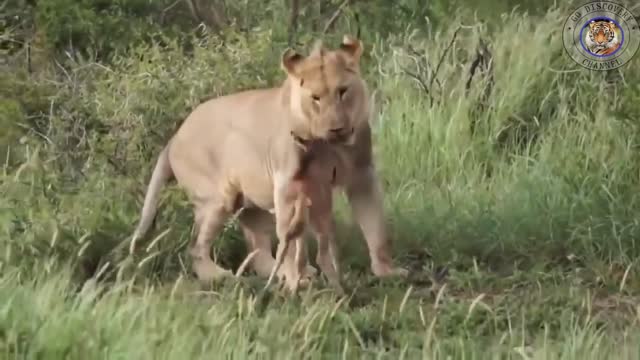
[339,35,363,64]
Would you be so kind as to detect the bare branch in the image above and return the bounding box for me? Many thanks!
[208,1,228,29]
[288,0,300,46]
[323,0,351,34]
[465,40,493,96]
[186,0,227,32]
[400,67,429,95]
[160,0,182,24]
[407,44,442,89]
[430,26,461,90]
[465,39,494,135]
[26,40,32,73]
[400,66,434,106]
[185,0,202,24]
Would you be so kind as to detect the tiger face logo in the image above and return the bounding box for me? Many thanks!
[563,2,639,71]
[585,20,621,56]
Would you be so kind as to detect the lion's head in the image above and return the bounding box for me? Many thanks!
[280,35,370,145]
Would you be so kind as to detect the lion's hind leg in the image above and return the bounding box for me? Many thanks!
[189,199,234,283]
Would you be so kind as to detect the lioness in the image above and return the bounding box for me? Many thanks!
[129,35,407,288]
[266,138,343,294]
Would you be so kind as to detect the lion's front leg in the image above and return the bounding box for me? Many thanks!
[346,165,408,278]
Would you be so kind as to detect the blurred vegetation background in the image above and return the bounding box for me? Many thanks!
[3,0,640,357]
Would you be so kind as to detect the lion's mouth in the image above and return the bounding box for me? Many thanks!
[291,126,355,148]
[328,127,355,144]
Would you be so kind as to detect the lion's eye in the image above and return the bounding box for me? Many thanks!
[338,87,348,99]
[311,94,320,102]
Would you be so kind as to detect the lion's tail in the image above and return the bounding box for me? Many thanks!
[129,144,173,254]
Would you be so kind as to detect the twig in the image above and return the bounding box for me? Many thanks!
[26,41,31,73]
[322,0,351,34]
[185,0,226,32]
[164,0,182,13]
[54,60,73,84]
[14,122,54,145]
[430,26,461,89]
[288,0,300,46]
[400,66,430,96]
[235,250,259,277]
[160,0,182,24]
[208,1,228,30]
[465,39,494,135]
[465,40,493,93]
[407,44,441,89]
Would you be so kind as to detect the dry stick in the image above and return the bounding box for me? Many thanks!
[400,66,431,100]
[26,41,32,74]
[400,46,434,104]
[288,0,300,47]
[402,27,460,106]
[429,26,462,91]
[465,40,493,93]
[407,44,442,89]
[186,0,226,32]
[210,1,228,28]
[265,239,291,290]
[466,40,494,186]
[235,249,259,277]
[322,0,352,34]
[479,41,494,103]
[185,0,202,24]
[465,39,494,135]
[160,0,182,24]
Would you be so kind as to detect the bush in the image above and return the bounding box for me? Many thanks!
[34,0,193,60]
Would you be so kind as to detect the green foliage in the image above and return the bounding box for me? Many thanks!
[0,69,57,166]
[32,0,197,60]
[0,98,25,165]
[0,265,638,358]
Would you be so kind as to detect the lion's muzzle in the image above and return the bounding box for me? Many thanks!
[328,126,355,144]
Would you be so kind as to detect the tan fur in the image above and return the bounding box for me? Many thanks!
[129,35,407,291]
[266,140,344,294]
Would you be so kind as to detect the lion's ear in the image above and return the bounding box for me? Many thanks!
[339,34,363,62]
[281,48,305,76]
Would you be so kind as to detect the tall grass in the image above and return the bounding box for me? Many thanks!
[1,4,640,357]
[1,266,638,359]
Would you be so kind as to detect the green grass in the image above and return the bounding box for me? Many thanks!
[2,4,640,359]
[2,264,639,358]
